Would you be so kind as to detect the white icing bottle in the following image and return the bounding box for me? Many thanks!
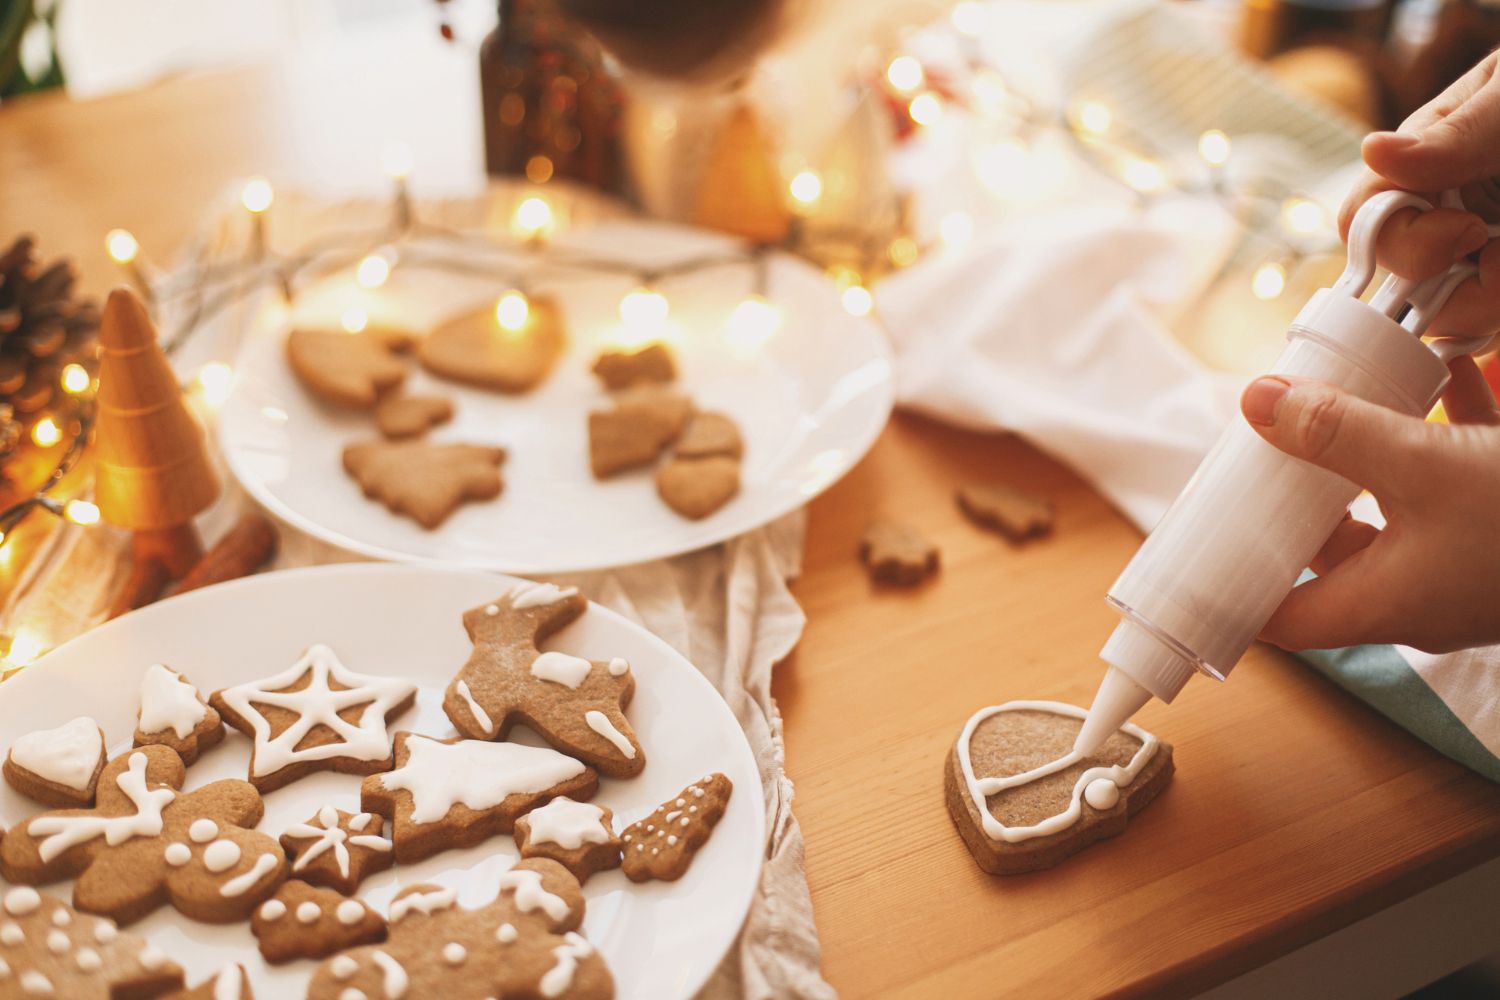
[1075,190,1499,755]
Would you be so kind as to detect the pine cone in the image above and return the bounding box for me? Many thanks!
[0,235,100,459]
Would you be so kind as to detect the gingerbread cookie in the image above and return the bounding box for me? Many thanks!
[374,392,454,439]
[279,806,393,895]
[656,456,740,520]
[591,342,676,390]
[4,717,106,808]
[620,774,732,882]
[134,664,225,766]
[859,520,939,586]
[945,701,1174,874]
[587,386,693,479]
[674,411,743,460]
[163,963,253,999]
[956,483,1054,543]
[442,583,644,778]
[362,733,597,864]
[513,797,620,885]
[343,439,506,529]
[0,745,288,924]
[420,294,565,393]
[210,644,417,794]
[306,859,613,1000]
[252,881,387,964]
[286,328,407,409]
[0,887,186,998]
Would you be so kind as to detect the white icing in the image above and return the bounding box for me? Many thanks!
[203,839,241,872]
[189,819,219,843]
[508,582,577,609]
[497,868,570,922]
[484,604,500,616]
[350,834,391,853]
[336,900,364,925]
[138,945,168,970]
[529,652,592,689]
[219,853,280,897]
[45,929,67,953]
[4,890,40,916]
[664,811,679,822]
[93,921,116,944]
[607,658,629,677]
[49,910,68,928]
[259,899,286,921]
[0,957,8,978]
[215,645,416,778]
[1084,778,1121,810]
[75,948,101,972]
[389,887,455,922]
[0,923,21,946]
[350,813,373,832]
[956,700,1159,843]
[331,954,358,980]
[212,964,243,1000]
[667,835,678,846]
[539,931,593,998]
[339,990,366,1000]
[454,680,494,734]
[442,942,466,964]
[674,799,685,808]
[8,718,102,792]
[378,736,586,825]
[285,805,391,878]
[584,711,635,759]
[371,950,408,998]
[496,922,518,943]
[19,970,51,995]
[137,665,207,740]
[297,901,321,924]
[679,817,689,827]
[523,798,608,850]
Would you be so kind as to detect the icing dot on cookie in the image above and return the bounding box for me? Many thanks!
[635,844,643,851]
[74,948,101,972]
[691,787,704,797]
[189,819,219,843]
[336,900,364,925]
[49,910,69,928]
[689,806,698,813]
[442,942,467,965]
[645,825,653,832]
[296,901,321,924]
[339,990,367,1000]
[651,848,659,855]
[0,923,22,946]
[680,818,690,827]
[1084,778,1120,811]
[622,834,631,842]
[45,929,68,954]
[93,921,116,944]
[668,835,678,846]
[675,799,685,807]
[259,899,286,921]
[331,955,358,980]
[3,889,40,916]
[138,945,168,970]
[485,605,500,616]
[18,971,50,994]
[203,839,242,873]
[496,922,518,944]
[164,842,191,867]
[608,657,629,677]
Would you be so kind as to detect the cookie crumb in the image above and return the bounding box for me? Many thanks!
[859,521,939,586]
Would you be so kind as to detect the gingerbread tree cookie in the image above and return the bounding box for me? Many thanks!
[513,797,621,884]
[210,644,417,793]
[163,963,253,999]
[4,716,106,808]
[621,774,732,882]
[0,887,186,998]
[280,806,394,895]
[361,733,597,864]
[342,439,507,529]
[306,859,613,1000]
[134,664,225,765]
[442,582,644,779]
[374,392,454,439]
[0,745,288,925]
[252,881,387,964]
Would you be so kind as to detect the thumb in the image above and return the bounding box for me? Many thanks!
[1240,377,1432,502]
[1364,72,1500,191]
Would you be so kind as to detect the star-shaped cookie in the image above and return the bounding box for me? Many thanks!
[280,805,394,895]
[442,582,645,778]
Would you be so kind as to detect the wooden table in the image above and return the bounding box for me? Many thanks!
[5,62,1500,1000]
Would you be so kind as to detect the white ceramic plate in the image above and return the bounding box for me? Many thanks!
[0,564,763,998]
[217,220,894,573]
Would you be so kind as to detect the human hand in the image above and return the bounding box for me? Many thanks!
[1240,359,1500,653]
[1337,51,1500,341]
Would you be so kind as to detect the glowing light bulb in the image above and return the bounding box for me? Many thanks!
[620,287,669,328]
[196,362,234,407]
[789,170,823,208]
[1122,157,1166,194]
[381,141,414,180]
[63,499,100,526]
[341,306,369,334]
[512,197,554,241]
[1282,197,1326,236]
[1198,129,1231,167]
[241,177,274,214]
[105,229,139,264]
[495,290,530,332]
[727,295,782,353]
[951,1,984,35]
[908,93,943,127]
[356,253,392,289]
[888,237,920,267]
[60,364,90,395]
[886,56,924,94]
[841,285,874,317]
[940,212,974,250]
[1252,262,1287,301]
[6,629,43,668]
[1073,100,1112,137]
[30,417,61,448]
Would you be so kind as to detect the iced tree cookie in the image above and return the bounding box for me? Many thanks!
[513,797,621,884]
[4,716,106,808]
[286,328,408,409]
[420,294,565,393]
[306,859,613,1000]
[442,583,644,778]
[342,439,507,529]
[279,806,394,895]
[620,774,732,882]
[134,664,225,766]
[210,644,417,794]
[251,881,387,964]
[591,342,676,390]
[163,963,253,999]
[0,745,288,924]
[0,887,186,998]
[362,733,597,864]
[945,700,1174,874]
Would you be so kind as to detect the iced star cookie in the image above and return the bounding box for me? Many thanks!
[209,645,417,793]
[442,583,644,778]
[513,797,621,884]
[252,881,387,964]
[620,774,732,882]
[306,859,613,1000]
[0,745,288,924]
[945,700,1174,875]
[134,664,225,766]
[4,717,106,808]
[0,887,186,998]
[279,806,394,895]
[361,733,597,864]
[163,963,253,999]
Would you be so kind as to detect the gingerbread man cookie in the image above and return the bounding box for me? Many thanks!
[210,644,417,793]
[4,717,106,808]
[442,583,644,778]
[134,665,225,766]
[251,881,387,964]
[620,774,732,883]
[279,806,394,895]
[0,745,288,925]
[513,797,621,885]
[361,733,597,864]
[306,859,613,1000]
[162,963,253,999]
[0,887,186,998]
